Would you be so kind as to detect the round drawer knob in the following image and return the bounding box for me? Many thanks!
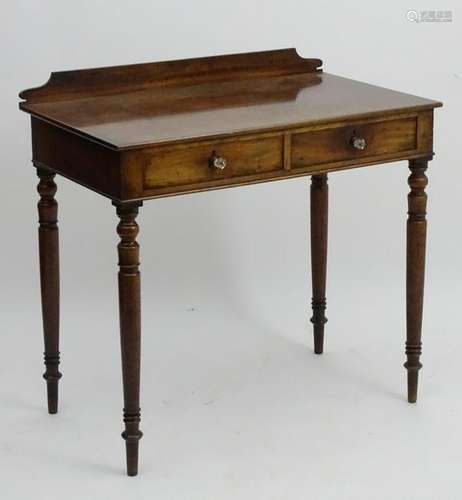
[351,136,367,151]
[209,151,227,170]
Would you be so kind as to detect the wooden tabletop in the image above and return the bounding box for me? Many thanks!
[19,49,441,151]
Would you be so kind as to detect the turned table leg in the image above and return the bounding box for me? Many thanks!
[310,174,328,354]
[37,166,62,414]
[405,158,429,403]
[114,201,143,476]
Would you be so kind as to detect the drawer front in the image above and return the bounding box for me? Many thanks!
[291,117,418,168]
[143,135,283,189]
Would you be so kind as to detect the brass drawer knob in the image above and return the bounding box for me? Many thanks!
[209,151,227,170]
[351,136,367,150]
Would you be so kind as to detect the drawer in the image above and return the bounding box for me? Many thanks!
[291,117,418,168]
[143,135,283,189]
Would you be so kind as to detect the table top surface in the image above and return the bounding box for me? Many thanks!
[19,49,441,151]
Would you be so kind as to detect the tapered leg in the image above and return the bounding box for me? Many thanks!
[310,174,328,354]
[37,167,62,414]
[405,158,429,403]
[114,201,143,476]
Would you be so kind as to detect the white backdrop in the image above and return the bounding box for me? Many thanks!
[1,1,460,499]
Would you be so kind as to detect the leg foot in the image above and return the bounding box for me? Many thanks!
[122,422,143,476]
[44,354,62,414]
[406,368,420,404]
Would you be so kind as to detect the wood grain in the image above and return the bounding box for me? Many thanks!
[29,109,436,203]
[20,48,321,103]
[19,48,440,150]
[292,116,417,168]
[143,135,283,189]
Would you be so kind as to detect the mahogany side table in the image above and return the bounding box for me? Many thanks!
[19,49,442,476]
